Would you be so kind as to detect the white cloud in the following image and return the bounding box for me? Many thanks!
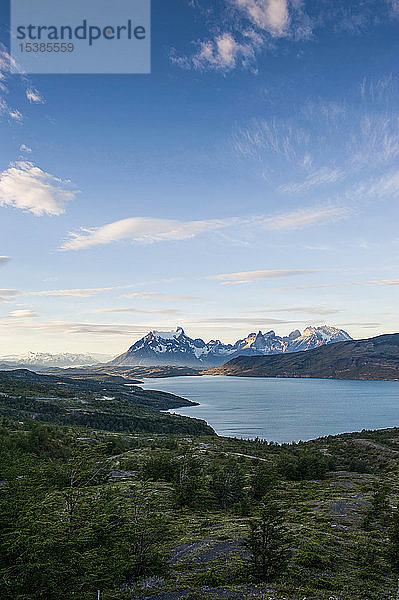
[173,0,315,72]
[0,289,21,303]
[260,206,349,230]
[9,309,38,319]
[121,292,199,301]
[389,0,399,14]
[271,278,399,291]
[279,167,346,194]
[0,319,152,338]
[61,216,238,251]
[0,256,9,266]
[26,88,45,103]
[32,286,128,298]
[174,32,261,72]
[19,144,32,153]
[252,305,341,315]
[95,307,181,315]
[0,47,22,121]
[0,161,77,216]
[210,268,320,285]
[61,206,346,251]
[0,101,23,122]
[1,45,45,121]
[350,169,399,203]
[233,0,289,35]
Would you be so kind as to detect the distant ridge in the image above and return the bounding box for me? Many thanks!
[110,325,352,368]
[205,333,399,381]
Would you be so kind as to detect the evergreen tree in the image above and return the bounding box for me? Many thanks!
[210,461,245,509]
[244,492,290,581]
[249,464,277,500]
[387,507,399,574]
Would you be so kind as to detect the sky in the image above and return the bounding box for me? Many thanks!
[0,0,398,356]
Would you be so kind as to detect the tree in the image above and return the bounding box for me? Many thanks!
[249,464,277,500]
[244,492,290,581]
[363,480,391,529]
[210,461,245,509]
[387,508,399,574]
[0,441,169,599]
[173,453,203,507]
[276,450,329,481]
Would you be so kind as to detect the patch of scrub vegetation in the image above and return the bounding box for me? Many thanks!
[2,412,399,599]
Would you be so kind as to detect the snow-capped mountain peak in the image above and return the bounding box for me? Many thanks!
[0,352,111,368]
[151,327,185,340]
[110,325,352,368]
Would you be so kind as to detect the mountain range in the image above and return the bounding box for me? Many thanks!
[206,333,399,381]
[110,325,352,368]
[0,352,112,371]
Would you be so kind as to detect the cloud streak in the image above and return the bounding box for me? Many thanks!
[95,307,181,315]
[61,206,347,251]
[272,278,399,291]
[121,292,199,301]
[210,268,320,285]
[32,286,131,298]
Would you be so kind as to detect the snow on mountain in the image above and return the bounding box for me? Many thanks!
[0,352,111,368]
[110,325,352,368]
[285,326,352,353]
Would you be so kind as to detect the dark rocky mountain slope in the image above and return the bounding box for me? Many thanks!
[205,333,399,380]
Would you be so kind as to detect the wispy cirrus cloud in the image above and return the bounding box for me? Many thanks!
[0,161,77,216]
[279,167,346,194]
[8,309,38,319]
[0,289,20,303]
[0,45,45,121]
[121,292,199,301]
[210,268,320,285]
[251,306,342,315]
[271,278,399,291]
[26,88,45,103]
[0,318,152,338]
[186,316,295,326]
[261,206,349,230]
[95,307,181,316]
[61,205,347,251]
[32,285,130,298]
[0,47,22,122]
[61,216,239,251]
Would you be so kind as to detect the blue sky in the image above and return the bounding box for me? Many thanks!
[0,0,398,355]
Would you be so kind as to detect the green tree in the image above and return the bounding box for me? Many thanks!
[387,507,399,574]
[363,480,391,529]
[249,464,277,500]
[244,492,290,582]
[173,453,203,507]
[0,441,169,599]
[210,461,245,509]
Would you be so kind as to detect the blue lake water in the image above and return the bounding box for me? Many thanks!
[141,375,399,443]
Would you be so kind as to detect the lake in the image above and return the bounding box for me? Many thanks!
[140,375,399,443]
